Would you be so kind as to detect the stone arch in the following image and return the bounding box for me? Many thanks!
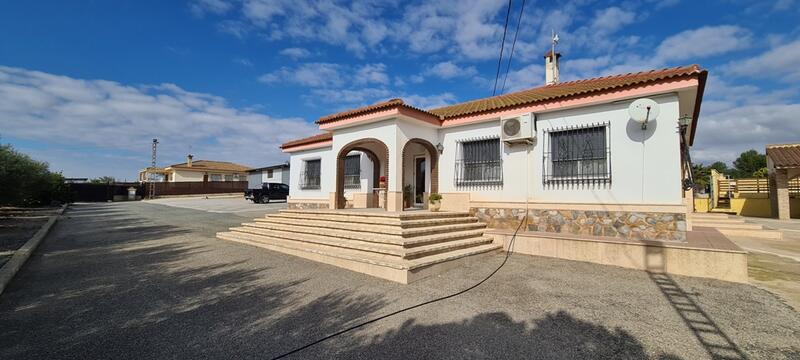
[401,138,439,209]
[335,138,390,210]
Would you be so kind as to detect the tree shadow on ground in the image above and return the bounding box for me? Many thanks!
[314,310,680,360]
[0,203,389,359]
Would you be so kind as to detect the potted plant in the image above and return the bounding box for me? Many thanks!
[403,185,413,208]
[428,193,442,212]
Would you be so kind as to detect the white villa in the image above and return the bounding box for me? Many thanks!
[218,54,748,284]
[281,54,705,241]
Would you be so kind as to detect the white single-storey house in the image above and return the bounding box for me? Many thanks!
[138,155,250,183]
[247,163,290,189]
[280,54,707,242]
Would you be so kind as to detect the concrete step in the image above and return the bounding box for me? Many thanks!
[689,218,745,224]
[254,217,486,237]
[217,231,407,269]
[229,225,493,259]
[267,212,478,228]
[692,221,763,230]
[691,213,734,220]
[240,221,487,246]
[217,231,501,271]
[279,208,472,220]
[693,226,782,240]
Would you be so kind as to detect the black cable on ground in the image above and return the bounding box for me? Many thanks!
[270,213,529,360]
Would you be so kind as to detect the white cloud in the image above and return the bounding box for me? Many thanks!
[279,47,312,59]
[424,61,478,80]
[724,40,800,81]
[0,66,317,178]
[259,62,390,88]
[655,25,752,62]
[258,63,345,88]
[354,63,390,85]
[233,57,253,66]
[190,0,233,17]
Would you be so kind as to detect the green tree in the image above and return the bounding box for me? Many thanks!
[90,176,116,184]
[732,149,766,178]
[708,161,730,176]
[0,143,70,206]
[752,167,768,178]
[691,163,711,191]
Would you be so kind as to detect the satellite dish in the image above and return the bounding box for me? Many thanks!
[628,98,660,129]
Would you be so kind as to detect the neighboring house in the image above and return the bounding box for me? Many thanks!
[138,155,250,183]
[247,163,290,189]
[280,53,707,242]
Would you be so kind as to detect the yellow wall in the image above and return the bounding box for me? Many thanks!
[694,195,800,219]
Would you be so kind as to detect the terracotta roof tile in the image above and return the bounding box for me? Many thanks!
[428,65,705,119]
[168,160,251,172]
[315,98,437,124]
[280,132,332,149]
[767,144,800,168]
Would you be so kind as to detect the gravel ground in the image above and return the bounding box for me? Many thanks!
[0,207,59,267]
[0,202,798,359]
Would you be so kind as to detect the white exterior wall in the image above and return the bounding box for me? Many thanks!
[287,95,683,206]
[332,120,401,190]
[249,167,291,189]
[172,170,205,182]
[288,146,334,200]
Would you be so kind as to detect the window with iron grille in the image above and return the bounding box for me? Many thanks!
[455,138,503,186]
[343,154,361,189]
[543,123,611,185]
[300,159,321,189]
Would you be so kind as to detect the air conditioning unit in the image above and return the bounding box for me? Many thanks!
[500,113,535,144]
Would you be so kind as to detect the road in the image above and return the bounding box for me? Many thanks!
[1,201,798,359]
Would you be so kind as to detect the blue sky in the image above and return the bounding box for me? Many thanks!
[1,0,799,180]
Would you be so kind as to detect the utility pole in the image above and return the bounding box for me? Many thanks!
[149,138,158,199]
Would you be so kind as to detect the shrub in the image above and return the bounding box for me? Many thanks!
[0,143,70,206]
[428,193,442,202]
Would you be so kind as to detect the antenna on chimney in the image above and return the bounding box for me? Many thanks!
[551,30,560,83]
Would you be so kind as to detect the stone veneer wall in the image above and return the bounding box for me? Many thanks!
[471,207,687,242]
[288,202,330,210]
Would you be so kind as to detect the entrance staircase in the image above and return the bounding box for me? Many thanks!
[216,209,501,283]
[691,212,782,240]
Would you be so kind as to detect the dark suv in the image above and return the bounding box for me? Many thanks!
[245,183,289,204]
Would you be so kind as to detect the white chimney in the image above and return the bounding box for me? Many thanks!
[544,50,561,85]
[187,154,193,167]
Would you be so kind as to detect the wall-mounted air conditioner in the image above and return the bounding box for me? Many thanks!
[500,113,535,144]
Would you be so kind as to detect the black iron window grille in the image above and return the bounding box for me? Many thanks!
[455,137,503,186]
[300,159,321,189]
[543,122,611,186]
[343,154,361,189]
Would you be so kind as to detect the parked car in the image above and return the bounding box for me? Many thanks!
[245,183,289,203]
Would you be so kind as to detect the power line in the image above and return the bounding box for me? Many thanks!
[492,0,514,96]
[500,0,526,95]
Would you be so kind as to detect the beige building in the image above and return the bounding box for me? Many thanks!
[139,155,250,182]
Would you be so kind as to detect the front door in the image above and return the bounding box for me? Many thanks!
[414,157,426,206]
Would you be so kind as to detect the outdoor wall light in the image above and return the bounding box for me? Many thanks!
[436,142,444,154]
[678,115,692,128]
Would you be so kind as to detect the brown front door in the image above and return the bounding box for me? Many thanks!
[203,174,208,182]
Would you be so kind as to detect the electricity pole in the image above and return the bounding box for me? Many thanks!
[149,138,158,199]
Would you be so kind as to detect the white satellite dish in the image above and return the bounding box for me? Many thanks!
[628,98,660,129]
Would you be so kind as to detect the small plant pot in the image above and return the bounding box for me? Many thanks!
[429,200,441,212]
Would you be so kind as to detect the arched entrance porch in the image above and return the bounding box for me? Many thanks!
[335,138,389,210]
[401,138,439,210]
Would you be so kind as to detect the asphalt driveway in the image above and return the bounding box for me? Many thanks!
[147,196,287,218]
[1,202,798,359]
